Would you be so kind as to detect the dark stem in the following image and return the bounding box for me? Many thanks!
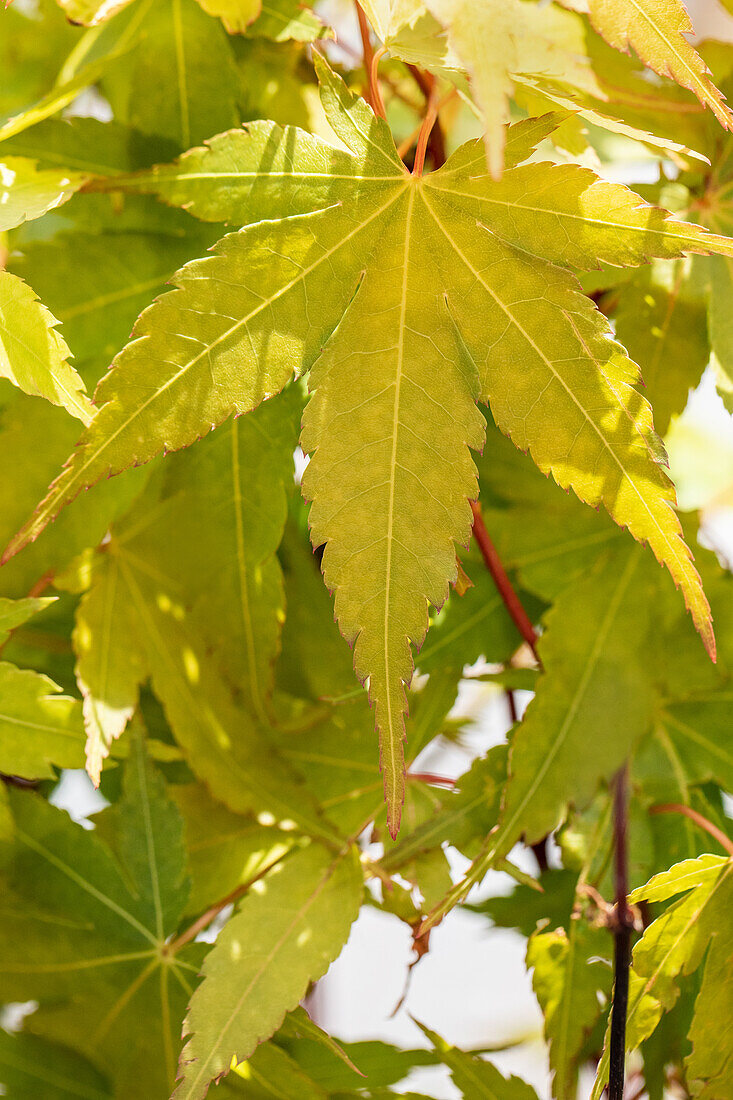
[507,686,548,870]
[609,763,634,1100]
[470,501,541,664]
[531,839,549,873]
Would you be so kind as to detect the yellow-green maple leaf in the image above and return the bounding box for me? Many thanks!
[587,0,733,130]
[9,59,733,831]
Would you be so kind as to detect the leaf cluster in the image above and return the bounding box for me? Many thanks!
[0,0,732,1097]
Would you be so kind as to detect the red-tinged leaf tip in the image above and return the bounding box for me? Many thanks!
[387,802,402,841]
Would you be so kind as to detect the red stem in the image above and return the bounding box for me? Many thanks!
[412,87,439,177]
[470,501,540,664]
[407,772,456,787]
[407,65,446,169]
[355,3,385,118]
[651,803,733,857]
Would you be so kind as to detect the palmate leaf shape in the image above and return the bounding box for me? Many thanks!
[10,61,733,834]
[0,732,197,1099]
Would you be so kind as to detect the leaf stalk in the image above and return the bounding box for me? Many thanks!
[650,802,733,856]
[469,501,540,664]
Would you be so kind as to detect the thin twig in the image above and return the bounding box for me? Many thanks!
[609,764,634,1100]
[167,849,292,953]
[412,83,440,177]
[354,1,375,111]
[470,501,540,664]
[650,802,733,857]
[28,570,54,598]
[370,46,387,119]
[355,3,386,119]
[406,65,446,168]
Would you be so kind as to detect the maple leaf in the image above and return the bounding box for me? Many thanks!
[0,732,196,1099]
[192,0,261,33]
[0,156,86,232]
[67,463,341,846]
[174,843,363,1099]
[587,0,733,130]
[613,259,709,436]
[0,271,93,424]
[172,783,296,916]
[359,0,715,175]
[9,58,733,834]
[417,1021,540,1099]
[528,921,611,1098]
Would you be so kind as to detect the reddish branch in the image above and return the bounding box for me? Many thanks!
[651,802,733,857]
[355,3,386,118]
[412,83,440,176]
[470,501,540,664]
[27,570,54,598]
[407,65,446,169]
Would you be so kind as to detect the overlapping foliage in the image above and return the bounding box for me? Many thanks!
[0,0,732,1096]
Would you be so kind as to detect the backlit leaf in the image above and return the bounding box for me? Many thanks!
[0,272,93,424]
[175,843,363,1099]
[587,0,733,129]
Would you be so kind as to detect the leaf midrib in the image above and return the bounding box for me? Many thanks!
[34,188,406,530]
[420,184,707,642]
[184,848,350,1094]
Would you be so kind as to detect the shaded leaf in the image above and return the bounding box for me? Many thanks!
[0,1030,112,1100]
[0,662,84,779]
[0,740,196,1098]
[528,920,611,1099]
[417,1022,539,1099]
[175,843,363,1099]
